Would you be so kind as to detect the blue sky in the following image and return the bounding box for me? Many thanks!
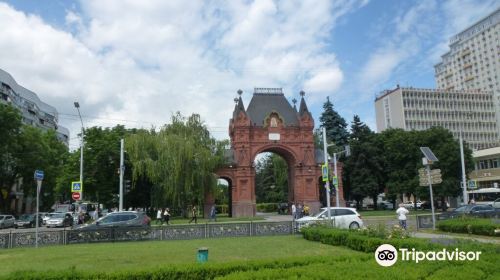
[0,0,497,149]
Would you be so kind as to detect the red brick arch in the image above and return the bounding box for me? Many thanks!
[210,88,343,217]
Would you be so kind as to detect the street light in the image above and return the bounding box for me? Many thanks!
[74,102,84,201]
[327,144,350,208]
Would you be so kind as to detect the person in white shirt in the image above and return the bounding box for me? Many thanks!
[291,203,297,220]
[396,204,409,230]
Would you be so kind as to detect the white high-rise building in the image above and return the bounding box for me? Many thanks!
[375,86,498,150]
[0,69,69,145]
[435,8,500,131]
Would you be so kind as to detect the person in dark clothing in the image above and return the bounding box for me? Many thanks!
[188,206,197,224]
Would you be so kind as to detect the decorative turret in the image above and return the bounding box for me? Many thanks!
[232,89,246,119]
[298,90,311,117]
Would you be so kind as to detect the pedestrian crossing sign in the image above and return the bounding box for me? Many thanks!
[71,181,83,192]
[322,164,329,182]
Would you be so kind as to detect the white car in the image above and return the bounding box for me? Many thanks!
[295,207,364,230]
[402,201,423,209]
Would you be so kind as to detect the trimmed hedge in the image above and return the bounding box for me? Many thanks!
[302,227,437,252]
[256,203,279,213]
[437,218,500,236]
[5,256,356,280]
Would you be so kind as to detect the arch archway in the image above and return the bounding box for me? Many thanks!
[212,88,344,217]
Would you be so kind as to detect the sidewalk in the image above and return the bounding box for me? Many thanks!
[413,231,500,244]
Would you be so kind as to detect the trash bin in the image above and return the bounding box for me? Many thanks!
[197,247,208,263]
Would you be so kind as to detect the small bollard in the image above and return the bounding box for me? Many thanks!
[197,247,209,263]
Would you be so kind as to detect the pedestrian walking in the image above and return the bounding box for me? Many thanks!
[156,208,162,224]
[297,204,303,219]
[291,203,297,220]
[396,204,409,230]
[189,206,198,224]
[163,208,170,225]
[209,204,217,222]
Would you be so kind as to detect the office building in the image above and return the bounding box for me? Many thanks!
[375,86,498,150]
[0,69,69,145]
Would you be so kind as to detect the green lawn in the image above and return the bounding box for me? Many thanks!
[0,235,361,277]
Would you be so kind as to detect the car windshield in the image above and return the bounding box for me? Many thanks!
[19,214,32,221]
[454,205,473,212]
[52,213,66,218]
[0,215,5,220]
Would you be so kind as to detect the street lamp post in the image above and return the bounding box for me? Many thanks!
[322,127,332,226]
[74,102,84,201]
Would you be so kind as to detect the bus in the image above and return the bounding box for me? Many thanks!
[467,188,500,206]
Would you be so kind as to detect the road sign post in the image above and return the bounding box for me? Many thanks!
[34,170,44,249]
[420,147,438,230]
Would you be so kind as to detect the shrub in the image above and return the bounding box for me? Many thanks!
[437,218,500,236]
[256,203,279,213]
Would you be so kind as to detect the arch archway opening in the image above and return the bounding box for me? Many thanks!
[254,150,294,213]
[217,177,232,217]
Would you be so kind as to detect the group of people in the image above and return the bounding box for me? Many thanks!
[156,208,171,225]
[291,202,309,220]
[156,205,217,225]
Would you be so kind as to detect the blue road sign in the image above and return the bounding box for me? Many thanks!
[34,170,44,180]
[71,181,83,192]
[468,180,476,189]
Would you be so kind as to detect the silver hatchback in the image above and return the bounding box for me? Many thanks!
[0,215,15,229]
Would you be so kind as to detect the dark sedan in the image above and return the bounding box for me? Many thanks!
[441,205,498,219]
[15,214,43,228]
[75,211,151,230]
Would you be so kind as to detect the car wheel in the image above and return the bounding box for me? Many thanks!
[349,222,360,229]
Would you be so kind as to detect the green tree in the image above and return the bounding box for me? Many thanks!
[319,97,348,149]
[344,116,385,208]
[0,104,22,211]
[56,125,139,209]
[417,127,473,209]
[255,153,288,203]
[126,113,226,215]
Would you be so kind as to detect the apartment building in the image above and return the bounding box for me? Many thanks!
[435,8,500,127]
[375,86,498,150]
[0,69,69,145]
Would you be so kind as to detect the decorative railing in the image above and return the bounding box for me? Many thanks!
[0,221,294,249]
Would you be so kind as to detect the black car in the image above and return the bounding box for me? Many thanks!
[76,211,151,230]
[15,214,44,228]
[441,205,498,219]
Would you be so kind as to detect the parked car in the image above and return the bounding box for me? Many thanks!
[0,215,15,229]
[46,212,74,228]
[75,211,151,230]
[421,200,449,210]
[15,214,43,228]
[295,207,363,230]
[42,213,58,225]
[493,198,500,209]
[378,201,394,210]
[441,205,498,219]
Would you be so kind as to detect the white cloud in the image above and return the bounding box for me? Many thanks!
[0,0,365,149]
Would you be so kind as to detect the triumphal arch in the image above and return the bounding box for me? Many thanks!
[208,88,344,217]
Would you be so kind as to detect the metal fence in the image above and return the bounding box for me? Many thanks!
[0,221,294,249]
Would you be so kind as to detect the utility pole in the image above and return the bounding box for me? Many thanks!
[119,139,124,212]
[74,102,84,201]
[322,127,332,226]
[333,152,339,207]
[459,131,468,205]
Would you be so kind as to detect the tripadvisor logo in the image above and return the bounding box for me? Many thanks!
[374,244,482,267]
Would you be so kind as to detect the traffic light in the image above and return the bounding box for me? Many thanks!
[125,180,132,194]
